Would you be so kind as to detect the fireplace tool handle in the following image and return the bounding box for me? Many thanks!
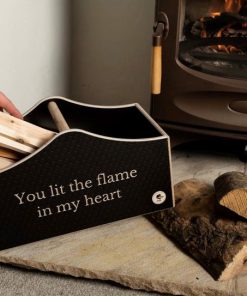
[151,12,169,95]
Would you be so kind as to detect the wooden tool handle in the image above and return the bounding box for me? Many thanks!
[151,45,162,95]
[48,101,70,132]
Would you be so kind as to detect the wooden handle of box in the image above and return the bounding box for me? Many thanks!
[48,101,70,132]
[151,46,162,95]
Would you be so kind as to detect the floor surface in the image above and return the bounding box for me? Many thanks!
[0,139,245,296]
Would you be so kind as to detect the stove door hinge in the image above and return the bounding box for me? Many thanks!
[151,12,169,95]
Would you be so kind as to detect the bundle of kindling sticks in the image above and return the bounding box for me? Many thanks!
[0,101,69,170]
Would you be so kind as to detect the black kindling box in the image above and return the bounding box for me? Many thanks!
[0,97,174,250]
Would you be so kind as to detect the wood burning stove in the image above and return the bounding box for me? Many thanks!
[152,0,247,141]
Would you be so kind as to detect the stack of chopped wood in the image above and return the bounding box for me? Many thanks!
[0,101,69,170]
[150,172,247,281]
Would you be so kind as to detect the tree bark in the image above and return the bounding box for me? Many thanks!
[149,179,247,281]
[214,171,247,219]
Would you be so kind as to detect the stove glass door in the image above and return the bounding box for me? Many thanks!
[178,0,247,79]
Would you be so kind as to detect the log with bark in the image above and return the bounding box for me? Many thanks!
[149,179,247,281]
[214,171,247,219]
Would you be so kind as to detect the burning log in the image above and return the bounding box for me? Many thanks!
[180,37,247,57]
[188,12,247,39]
[181,0,247,76]
[239,0,247,16]
[204,13,247,34]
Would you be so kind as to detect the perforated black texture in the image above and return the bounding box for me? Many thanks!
[0,131,172,250]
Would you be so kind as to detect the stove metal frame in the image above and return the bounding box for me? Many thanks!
[152,0,247,140]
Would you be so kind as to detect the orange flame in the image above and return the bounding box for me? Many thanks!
[216,29,229,52]
[224,0,241,13]
[211,12,221,17]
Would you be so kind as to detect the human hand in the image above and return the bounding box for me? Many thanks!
[0,92,23,119]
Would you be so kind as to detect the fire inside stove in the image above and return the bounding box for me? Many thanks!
[179,0,247,79]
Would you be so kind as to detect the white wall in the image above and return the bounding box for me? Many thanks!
[71,0,155,111]
[0,0,70,113]
[0,0,155,113]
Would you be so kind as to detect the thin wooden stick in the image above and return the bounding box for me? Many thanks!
[48,101,70,132]
[0,124,40,148]
[0,111,55,148]
[0,111,55,155]
[0,135,34,154]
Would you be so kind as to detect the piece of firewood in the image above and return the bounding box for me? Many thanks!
[149,179,247,281]
[214,172,247,219]
[0,147,20,160]
[0,111,55,154]
[0,135,34,154]
[0,156,15,170]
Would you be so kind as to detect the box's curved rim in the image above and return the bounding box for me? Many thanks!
[0,128,168,174]
[0,96,170,174]
[24,96,168,140]
[24,96,142,114]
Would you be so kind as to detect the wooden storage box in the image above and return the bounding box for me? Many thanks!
[0,97,174,250]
